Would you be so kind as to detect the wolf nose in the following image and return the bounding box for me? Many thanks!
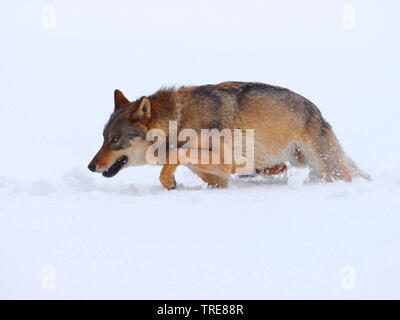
[88,163,97,172]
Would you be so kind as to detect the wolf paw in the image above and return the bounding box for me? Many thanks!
[160,175,177,190]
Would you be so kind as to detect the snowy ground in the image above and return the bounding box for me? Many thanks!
[1,1,400,299]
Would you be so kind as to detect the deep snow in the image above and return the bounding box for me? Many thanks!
[1,0,399,299]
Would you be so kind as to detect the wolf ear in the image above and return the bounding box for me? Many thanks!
[114,89,130,110]
[131,96,151,120]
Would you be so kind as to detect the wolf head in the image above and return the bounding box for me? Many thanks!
[88,89,153,177]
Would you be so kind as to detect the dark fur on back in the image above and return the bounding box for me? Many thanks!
[187,81,331,132]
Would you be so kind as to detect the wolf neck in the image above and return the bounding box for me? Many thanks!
[147,88,182,134]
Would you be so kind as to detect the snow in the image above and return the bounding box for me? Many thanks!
[1,0,400,299]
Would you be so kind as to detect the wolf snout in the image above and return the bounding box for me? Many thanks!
[88,162,97,172]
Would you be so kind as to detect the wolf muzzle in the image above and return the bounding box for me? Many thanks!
[87,155,128,177]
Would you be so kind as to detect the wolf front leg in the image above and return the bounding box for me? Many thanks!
[159,149,233,190]
[159,164,178,190]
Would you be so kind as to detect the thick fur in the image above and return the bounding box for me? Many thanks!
[88,82,370,189]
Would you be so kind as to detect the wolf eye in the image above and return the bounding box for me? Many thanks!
[110,136,119,144]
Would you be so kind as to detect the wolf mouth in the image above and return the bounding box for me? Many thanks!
[102,155,128,178]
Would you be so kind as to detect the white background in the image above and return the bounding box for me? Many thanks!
[0,0,399,299]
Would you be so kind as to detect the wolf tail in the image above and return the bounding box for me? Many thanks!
[346,156,371,181]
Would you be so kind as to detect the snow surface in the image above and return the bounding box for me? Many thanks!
[1,0,400,299]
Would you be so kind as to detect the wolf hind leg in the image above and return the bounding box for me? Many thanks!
[345,156,371,180]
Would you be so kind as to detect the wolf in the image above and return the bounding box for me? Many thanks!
[88,82,369,190]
